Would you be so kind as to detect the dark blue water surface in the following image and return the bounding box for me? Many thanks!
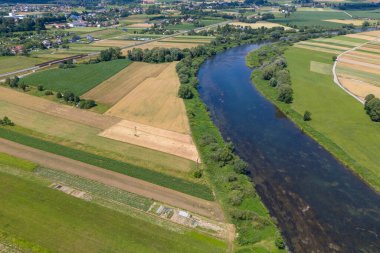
[198,44,380,253]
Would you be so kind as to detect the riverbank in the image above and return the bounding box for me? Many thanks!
[185,46,286,252]
[247,46,380,193]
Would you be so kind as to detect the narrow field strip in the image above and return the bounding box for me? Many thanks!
[298,41,351,51]
[311,38,361,47]
[0,129,214,201]
[294,44,343,54]
[337,66,380,85]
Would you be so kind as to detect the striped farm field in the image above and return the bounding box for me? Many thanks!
[335,30,380,101]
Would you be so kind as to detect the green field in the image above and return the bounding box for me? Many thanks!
[251,46,380,191]
[271,11,350,28]
[0,56,47,75]
[346,9,380,19]
[0,152,37,171]
[22,59,131,95]
[0,169,225,253]
[0,126,214,200]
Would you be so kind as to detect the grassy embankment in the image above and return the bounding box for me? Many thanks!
[0,126,214,201]
[247,46,380,192]
[22,59,132,95]
[0,158,226,253]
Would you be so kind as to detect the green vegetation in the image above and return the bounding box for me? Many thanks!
[270,11,349,28]
[22,59,131,95]
[346,9,380,19]
[364,94,380,122]
[0,56,47,75]
[0,126,214,200]
[0,170,226,253]
[0,153,37,172]
[249,45,380,192]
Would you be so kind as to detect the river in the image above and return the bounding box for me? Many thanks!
[197,44,380,253]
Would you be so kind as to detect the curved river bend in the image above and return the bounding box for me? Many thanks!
[197,44,380,253]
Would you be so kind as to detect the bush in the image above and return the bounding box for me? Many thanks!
[276,69,291,86]
[79,99,96,109]
[56,92,62,99]
[275,234,286,249]
[37,85,44,91]
[193,170,203,178]
[228,190,244,206]
[303,110,312,121]
[277,84,293,103]
[0,116,14,126]
[364,94,380,122]
[269,78,277,87]
[178,85,194,99]
[230,209,255,220]
[44,90,53,96]
[332,55,337,62]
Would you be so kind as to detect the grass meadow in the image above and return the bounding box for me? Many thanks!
[22,59,132,95]
[0,170,226,253]
[0,152,37,172]
[271,11,349,28]
[251,46,380,192]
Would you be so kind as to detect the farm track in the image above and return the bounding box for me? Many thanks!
[0,138,225,221]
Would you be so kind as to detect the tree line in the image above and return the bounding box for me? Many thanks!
[364,94,380,122]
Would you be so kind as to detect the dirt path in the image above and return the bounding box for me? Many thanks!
[0,138,224,221]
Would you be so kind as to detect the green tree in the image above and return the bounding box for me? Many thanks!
[303,110,312,121]
[178,85,193,99]
[277,84,293,103]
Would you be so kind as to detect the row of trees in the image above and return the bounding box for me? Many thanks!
[127,47,185,63]
[253,44,294,103]
[364,94,380,122]
[56,91,96,109]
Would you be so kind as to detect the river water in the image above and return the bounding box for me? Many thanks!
[197,44,380,253]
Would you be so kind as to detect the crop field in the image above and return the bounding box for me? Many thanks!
[22,59,132,95]
[83,62,170,105]
[0,86,195,178]
[0,152,37,172]
[105,62,191,134]
[324,19,372,26]
[92,39,137,47]
[231,21,290,29]
[336,33,380,99]
[284,46,380,191]
[270,11,350,28]
[346,8,380,19]
[122,41,203,51]
[0,170,226,253]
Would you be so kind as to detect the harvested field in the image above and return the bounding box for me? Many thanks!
[324,19,370,26]
[360,45,380,53]
[312,38,361,47]
[127,23,154,28]
[0,86,118,130]
[122,41,201,52]
[230,21,289,29]
[0,87,195,176]
[338,59,380,74]
[298,41,350,51]
[83,62,170,105]
[92,39,137,47]
[345,34,375,41]
[337,77,380,99]
[100,120,198,162]
[340,54,380,65]
[105,62,191,134]
[347,50,380,60]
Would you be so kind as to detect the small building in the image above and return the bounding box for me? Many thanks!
[178,211,191,218]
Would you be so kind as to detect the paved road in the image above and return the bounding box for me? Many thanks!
[0,138,225,221]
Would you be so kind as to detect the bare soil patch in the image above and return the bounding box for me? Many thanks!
[99,119,199,162]
[0,138,223,221]
[345,34,375,41]
[324,19,365,26]
[105,62,191,134]
[83,62,170,105]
